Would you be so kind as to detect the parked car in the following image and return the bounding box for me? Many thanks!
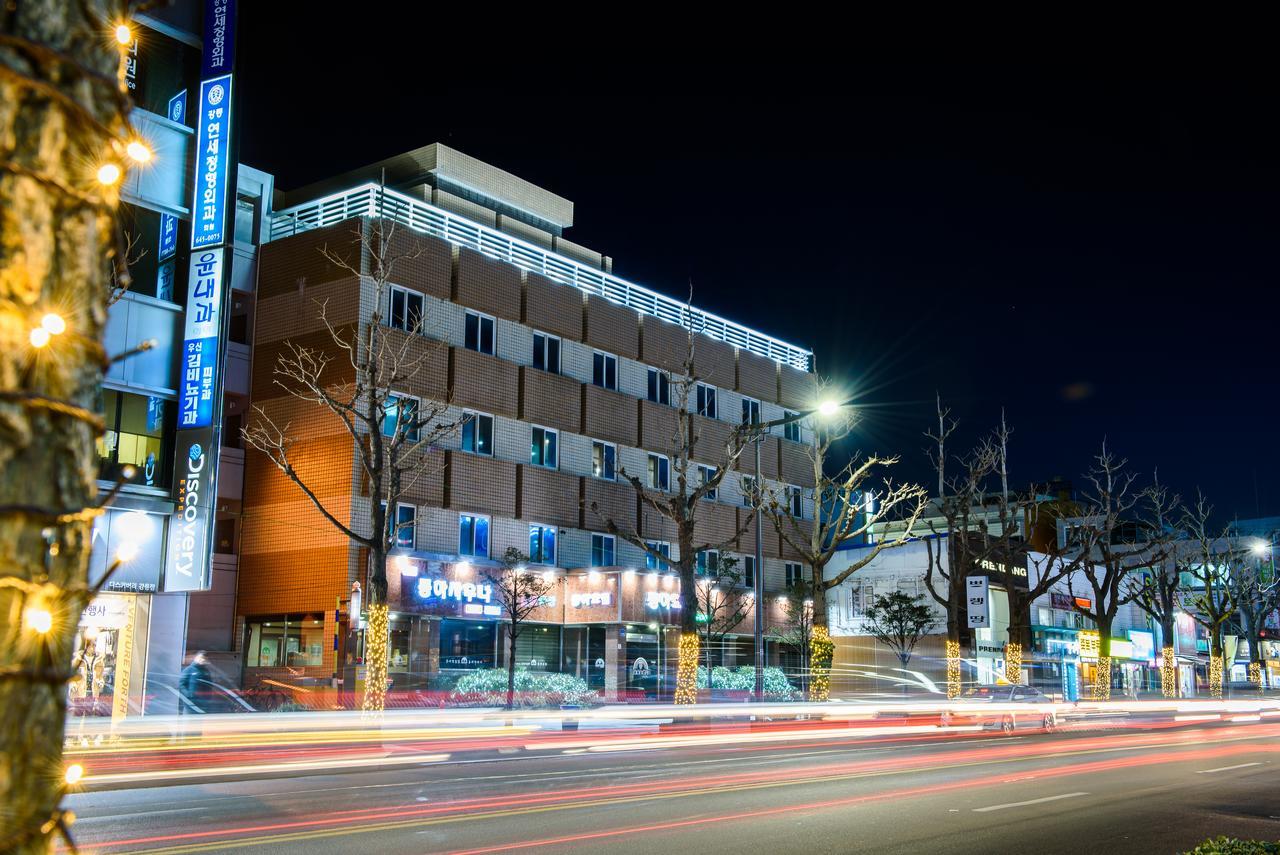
[941,684,1058,733]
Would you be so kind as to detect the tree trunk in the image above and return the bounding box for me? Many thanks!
[1208,632,1224,700]
[945,612,962,700]
[361,545,389,715]
[1004,611,1032,685]
[1159,616,1177,698]
[1093,619,1114,700]
[505,625,516,710]
[809,584,833,701]
[674,551,699,705]
[1,3,122,851]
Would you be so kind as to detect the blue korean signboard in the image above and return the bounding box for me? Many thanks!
[164,427,219,592]
[200,0,236,79]
[178,248,223,429]
[167,88,187,125]
[190,74,233,249]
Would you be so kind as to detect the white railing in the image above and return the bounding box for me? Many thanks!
[268,183,813,371]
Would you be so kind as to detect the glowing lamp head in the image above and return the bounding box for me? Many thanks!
[96,162,122,186]
[29,327,51,348]
[817,400,841,418]
[114,23,132,45]
[1251,541,1270,557]
[25,607,53,634]
[125,140,152,163]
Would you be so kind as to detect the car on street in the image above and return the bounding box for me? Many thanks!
[941,684,1059,733]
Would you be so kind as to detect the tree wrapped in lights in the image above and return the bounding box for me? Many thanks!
[763,380,927,701]
[1125,477,1182,697]
[244,217,458,715]
[1226,536,1279,689]
[1176,493,1238,700]
[591,324,751,704]
[1,5,156,850]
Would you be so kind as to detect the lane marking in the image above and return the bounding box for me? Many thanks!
[973,792,1089,812]
[1196,762,1262,774]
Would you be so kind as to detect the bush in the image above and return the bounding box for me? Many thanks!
[1185,838,1280,855]
[450,668,601,708]
[695,665,798,699]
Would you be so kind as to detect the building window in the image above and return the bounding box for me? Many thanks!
[645,541,671,570]
[461,412,493,456]
[245,615,327,668]
[383,394,420,442]
[696,383,718,419]
[464,310,495,355]
[530,426,558,468]
[648,453,670,491]
[592,351,618,391]
[783,411,801,442]
[591,533,615,567]
[647,368,670,405]
[529,524,557,565]
[696,550,719,576]
[741,397,761,426]
[742,555,757,588]
[459,514,490,558]
[96,389,173,489]
[533,332,560,374]
[787,485,803,518]
[785,562,804,587]
[389,285,424,333]
[741,476,758,507]
[592,441,616,480]
[380,501,417,548]
[699,465,717,501]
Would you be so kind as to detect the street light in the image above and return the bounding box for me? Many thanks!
[743,397,851,701]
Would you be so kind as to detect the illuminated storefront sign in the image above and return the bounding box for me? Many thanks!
[190,74,233,249]
[975,557,1028,578]
[178,248,223,429]
[571,591,612,608]
[416,576,493,604]
[966,576,990,628]
[164,429,218,591]
[1109,639,1134,659]
[1079,629,1100,659]
[89,509,164,593]
[645,591,681,610]
[1128,630,1156,664]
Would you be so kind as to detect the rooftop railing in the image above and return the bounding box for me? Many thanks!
[268,183,813,371]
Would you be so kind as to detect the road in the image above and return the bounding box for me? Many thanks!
[65,717,1280,854]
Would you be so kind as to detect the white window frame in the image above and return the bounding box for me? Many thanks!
[784,561,804,588]
[741,554,757,588]
[741,475,758,507]
[460,410,494,457]
[394,502,416,549]
[783,411,802,442]
[696,549,720,575]
[528,522,557,565]
[591,533,616,567]
[532,330,561,374]
[464,309,496,355]
[592,440,617,481]
[647,367,670,405]
[458,512,491,558]
[383,393,421,442]
[648,453,670,491]
[592,351,618,391]
[741,396,761,426]
[530,424,559,469]
[696,383,718,419]
[645,540,671,570]
[388,285,424,333]
[787,485,803,518]
[698,464,717,501]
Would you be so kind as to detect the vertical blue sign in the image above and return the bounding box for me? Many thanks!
[190,74,233,249]
[178,248,223,429]
[201,0,236,78]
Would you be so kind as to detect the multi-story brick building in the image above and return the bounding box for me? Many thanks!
[236,144,817,700]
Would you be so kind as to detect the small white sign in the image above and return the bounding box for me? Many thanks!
[966,575,990,628]
[571,591,612,608]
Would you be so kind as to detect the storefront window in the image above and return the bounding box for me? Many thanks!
[244,615,326,667]
[439,619,495,670]
[129,27,199,119]
[97,389,174,489]
[117,202,187,302]
[513,625,561,672]
[388,617,412,674]
[68,594,139,718]
[562,626,607,689]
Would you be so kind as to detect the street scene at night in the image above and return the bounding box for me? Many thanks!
[2,4,1278,854]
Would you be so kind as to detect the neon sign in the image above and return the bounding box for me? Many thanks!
[416,576,492,604]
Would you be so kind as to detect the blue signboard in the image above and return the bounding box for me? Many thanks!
[178,248,223,428]
[200,0,236,79]
[167,88,187,125]
[164,427,219,592]
[190,74,233,249]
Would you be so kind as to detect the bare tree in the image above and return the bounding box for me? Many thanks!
[591,332,751,704]
[1065,443,1162,700]
[485,547,556,710]
[865,591,936,695]
[243,218,456,714]
[1177,492,1237,699]
[774,577,815,697]
[694,555,750,676]
[1126,476,1183,697]
[1227,536,1280,688]
[763,380,927,701]
[1,5,145,851]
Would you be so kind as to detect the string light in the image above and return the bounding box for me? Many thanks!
[114,23,133,45]
[674,633,700,704]
[29,327,51,348]
[125,140,152,163]
[945,639,961,699]
[1208,654,1223,700]
[810,626,834,701]
[25,607,53,634]
[64,764,85,785]
[1248,661,1261,687]
[361,603,389,716]
[1093,655,1112,700]
[96,162,122,186]
[41,313,66,335]
[1005,641,1023,684]
[1160,646,1177,698]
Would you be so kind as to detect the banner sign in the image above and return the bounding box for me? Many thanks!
[191,74,233,249]
[200,0,236,78]
[178,248,223,429]
[89,509,165,593]
[966,575,990,628]
[164,428,218,591]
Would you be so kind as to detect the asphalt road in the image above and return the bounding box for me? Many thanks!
[65,720,1280,854]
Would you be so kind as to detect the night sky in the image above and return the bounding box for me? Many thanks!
[237,15,1277,519]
